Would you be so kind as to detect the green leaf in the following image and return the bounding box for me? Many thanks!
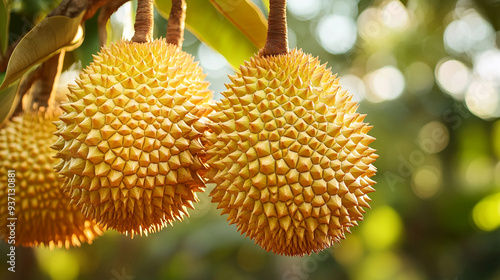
[155,0,258,68]
[0,11,85,90]
[260,0,270,11]
[0,0,9,56]
[209,0,267,49]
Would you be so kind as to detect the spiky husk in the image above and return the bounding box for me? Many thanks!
[52,39,212,235]
[205,49,377,256]
[0,110,103,248]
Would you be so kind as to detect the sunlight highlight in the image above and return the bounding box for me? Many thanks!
[317,14,357,55]
[365,66,405,102]
[412,166,442,199]
[361,206,403,251]
[339,74,366,102]
[435,59,471,99]
[473,193,500,231]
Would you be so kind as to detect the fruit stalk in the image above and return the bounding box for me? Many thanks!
[131,0,154,43]
[166,0,186,49]
[259,0,288,57]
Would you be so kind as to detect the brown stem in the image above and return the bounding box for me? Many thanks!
[131,0,154,43]
[97,0,130,46]
[48,0,89,18]
[49,0,110,20]
[259,0,288,57]
[166,0,186,49]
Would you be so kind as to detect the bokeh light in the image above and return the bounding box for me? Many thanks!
[417,121,449,154]
[405,62,434,95]
[444,10,495,55]
[472,192,500,231]
[365,66,405,102]
[357,0,412,41]
[465,79,500,119]
[330,0,359,19]
[339,74,366,102]
[287,0,322,21]
[473,48,500,87]
[355,251,403,280]
[317,14,357,55]
[380,0,410,31]
[36,249,80,280]
[360,206,403,251]
[412,166,443,199]
[197,43,229,72]
[196,43,233,98]
[357,7,385,40]
[435,59,471,99]
[465,157,495,188]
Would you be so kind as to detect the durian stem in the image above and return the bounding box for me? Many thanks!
[166,0,186,50]
[259,0,288,57]
[131,0,154,43]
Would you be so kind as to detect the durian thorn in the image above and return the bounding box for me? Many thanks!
[259,0,288,57]
[166,0,187,50]
[131,0,154,43]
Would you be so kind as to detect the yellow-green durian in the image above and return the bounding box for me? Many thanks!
[52,39,212,235]
[205,49,377,256]
[0,110,103,248]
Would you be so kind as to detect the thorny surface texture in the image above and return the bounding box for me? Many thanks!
[205,49,377,256]
[0,110,103,248]
[52,39,213,236]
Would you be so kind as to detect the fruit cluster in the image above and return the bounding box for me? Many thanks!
[0,0,377,256]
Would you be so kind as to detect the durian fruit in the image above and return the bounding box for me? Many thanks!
[52,39,212,235]
[205,49,377,256]
[0,109,103,248]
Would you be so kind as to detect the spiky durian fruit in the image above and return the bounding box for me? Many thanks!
[0,110,103,248]
[52,39,212,235]
[205,49,377,256]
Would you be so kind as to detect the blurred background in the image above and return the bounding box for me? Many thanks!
[1,0,500,279]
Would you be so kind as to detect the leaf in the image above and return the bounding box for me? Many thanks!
[0,80,20,126]
[209,0,267,49]
[260,0,270,12]
[0,0,8,56]
[155,0,258,68]
[0,11,85,90]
